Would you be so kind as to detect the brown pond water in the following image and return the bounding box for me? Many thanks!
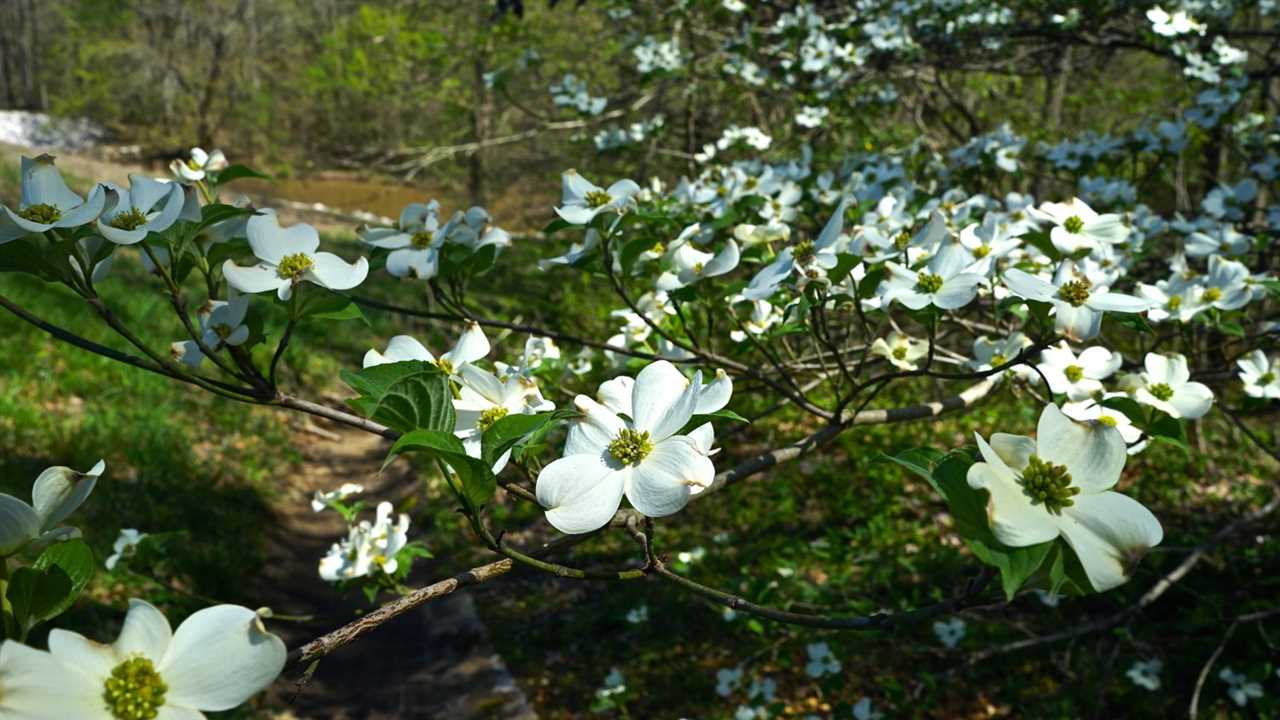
[236,173,555,232]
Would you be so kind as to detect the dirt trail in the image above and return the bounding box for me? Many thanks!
[257,424,536,720]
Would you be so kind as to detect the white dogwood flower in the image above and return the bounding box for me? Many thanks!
[105,528,148,571]
[454,364,555,472]
[1237,350,1280,399]
[1037,342,1122,400]
[803,642,841,677]
[362,322,490,378]
[1031,197,1129,255]
[968,332,1034,381]
[95,175,186,246]
[1127,659,1163,691]
[318,502,410,581]
[555,170,641,225]
[171,296,251,368]
[358,200,476,280]
[879,244,985,310]
[1003,260,1148,340]
[0,460,105,556]
[0,639,74,718]
[223,211,368,301]
[932,618,966,648]
[26,599,285,718]
[536,361,727,533]
[967,404,1163,591]
[0,155,106,243]
[656,238,740,290]
[870,332,929,371]
[310,483,364,512]
[169,147,228,183]
[1132,353,1214,419]
[743,201,846,300]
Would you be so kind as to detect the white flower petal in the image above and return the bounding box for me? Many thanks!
[0,494,40,555]
[632,361,697,441]
[626,437,714,517]
[989,433,1036,471]
[221,261,285,295]
[0,641,100,720]
[596,376,635,417]
[536,454,626,534]
[1088,292,1149,313]
[113,599,173,660]
[967,437,1058,548]
[1036,404,1126,493]
[159,605,286,711]
[1169,383,1214,419]
[31,460,102,532]
[306,252,367,291]
[247,212,319,264]
[47,628,118,682]
[1002,269,1056,302]
[695,370,733,414]
[1055,491,1163,591]
[564,396,625,456]
[444,322,490,366]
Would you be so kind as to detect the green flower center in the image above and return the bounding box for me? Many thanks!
[608,428,653,465]
[793,239,815,262]
[103,656,167,720]
[1148,382,1174,401]
[18,203,60,224]
[1259,372,1275,385]
[1166,295,1182,310]
[892,346,908,360]
[186,158,203,171]
[650,241,665,255]
[1219,241,1232,253]
[1063,215,1085,234]
[1202,287,1221,303]
[990,353,1007,367]
[1057,278,1092,307]
[584,190,613,208]
[434,358,454,376]
[108,208,149,231]
[915,272,945,294]
[1097,415,1117,427]
[1064,365,1084,383]
[212,323,233,340]
[1019,455,1079,515]
[410,231,433,249]
[476,405,509,432]
[275,252,313,280]
[894,230,911,250]
[973,243,991,259]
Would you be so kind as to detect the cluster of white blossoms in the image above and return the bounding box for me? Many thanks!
[0,600,285,719]
[317,500,412,582]
[357,199,510,281]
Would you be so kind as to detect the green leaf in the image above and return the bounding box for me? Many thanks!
[481,412,558,467]
[877,447,946,486]
[827,253,860,284]
[1146,414,1188,451]
[341,361,454,433]
[542,218,573,235]
[193,203,256,235]
[389,429,495,507]
[6,565,73,635]
[619,235,658,272]
[1100,396,1146,426]
[1218,321,1245,338]
[0,236,67,281]
[1110,312,1153,335]
[213,164,270,184]
[1019,230,1063,262]
[33,538,96,612]
[300,290,368,324]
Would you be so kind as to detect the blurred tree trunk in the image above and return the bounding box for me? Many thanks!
[468,3,494,207]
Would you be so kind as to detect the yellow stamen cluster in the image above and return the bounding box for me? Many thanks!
[973,243,991,259]
[914,272,945,294]
[1057,277,1092,307]
[891,346,908,360]
[108,208,149,231]
[275,252,314,280]
[410,231,433,249]
[990,353,1007,367]
[18,203,60,224]
[103,656,167,720]
[1063,215,1085,234]
[1167,295,1182,310]
[1201,287,1221,303]
[584,190,613,208]
[1019,455,1079,514]
[476,405,509,432]
[1064,365,1084,383]
[1148,382,1174,401]
[792,239,815,262]
[434,358,455,376]
[608,428,653,465]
